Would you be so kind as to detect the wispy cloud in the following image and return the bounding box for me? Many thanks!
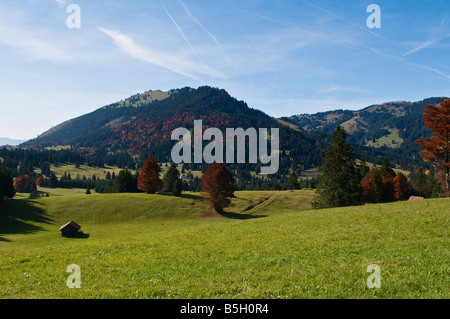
[300,0,407,51]
[403,35,449,56]
[98,27,224,80]
[160,1,225,84]
[0,18,70,62]
[53,0,67,6]
[404,17,450,56]
[318,85,372,94]
[178,0,232,66]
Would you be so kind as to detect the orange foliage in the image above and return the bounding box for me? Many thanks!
[417,100,450,197]
[137,156,163,194]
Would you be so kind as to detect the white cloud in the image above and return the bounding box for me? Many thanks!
[403,34,450,56]
[0,18,71,62]
[98,27,226,81]
[54,0,67,6]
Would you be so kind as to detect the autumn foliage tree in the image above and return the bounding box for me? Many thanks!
[201,162,235,212]
[360,159,411,203]
[14,175,36,193]
[392,172,412,201]
[417,99,450,197]
[35,176,45,187]
[137,156,163,194]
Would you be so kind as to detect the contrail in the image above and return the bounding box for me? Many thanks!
[300,0,408,51]
[299,0,450,82]
[178,0,232,66]
[160,1,222,86]
[404,34,450,56]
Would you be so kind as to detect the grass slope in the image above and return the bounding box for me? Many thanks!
[0,190,448,299]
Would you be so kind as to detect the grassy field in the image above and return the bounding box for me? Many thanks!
[0,190,448,299]
[365,128,404,149]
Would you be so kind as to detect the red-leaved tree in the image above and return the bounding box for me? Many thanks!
[137,156,163,194]
[36,176,45,187]
[201,162,235,212]
[417,100,450,197]
[392,172,411,201]
[14,175,36,193]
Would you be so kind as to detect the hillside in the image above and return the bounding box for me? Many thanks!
[288,97,448,168]
[22,86,326,175]
[0,191,448,298]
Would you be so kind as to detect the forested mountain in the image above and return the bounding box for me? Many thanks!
[287,97,448,169]
[21,86,327,176]
[18,87,442,175]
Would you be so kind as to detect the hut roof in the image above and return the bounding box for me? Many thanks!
[59,221,81,232]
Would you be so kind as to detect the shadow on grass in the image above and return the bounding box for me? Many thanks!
[216,210,266,220]
[180,193,205,201]
[0,199,53,240]
[63,231,90,239]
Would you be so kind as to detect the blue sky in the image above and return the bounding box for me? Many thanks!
[1,0,450,140]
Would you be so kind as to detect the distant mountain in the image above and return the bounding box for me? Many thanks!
[286,97,448,169]
[0,137,27,146]
[22,86,327,175]
[21,86,441,173]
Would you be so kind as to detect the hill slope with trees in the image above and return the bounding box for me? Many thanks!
[21,86,327,177]
[287,97,448,169]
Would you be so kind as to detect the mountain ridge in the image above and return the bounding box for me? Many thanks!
[21,87,445,172]
[22,86,327,175]
[286,96,448,169]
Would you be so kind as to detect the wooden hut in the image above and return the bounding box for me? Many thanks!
[59,221,81,238]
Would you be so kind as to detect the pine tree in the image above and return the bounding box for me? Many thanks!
[359,158,370,178]
[48,173,59,187]
[286,170,300,190]
[163,163,182,196]
[114,169,136,193]
[379,158,396,202]
[313,126,362,208]
[0,167,15,204]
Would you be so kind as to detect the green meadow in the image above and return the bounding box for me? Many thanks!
[0,190,448,299]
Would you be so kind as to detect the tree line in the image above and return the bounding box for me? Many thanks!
[313,99,449,208]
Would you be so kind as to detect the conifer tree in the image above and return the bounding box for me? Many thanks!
[163,163,182,196]
[0,167,15,204]
[313,126,362,208]
[286,170,300,190]
[114,169,137,193]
